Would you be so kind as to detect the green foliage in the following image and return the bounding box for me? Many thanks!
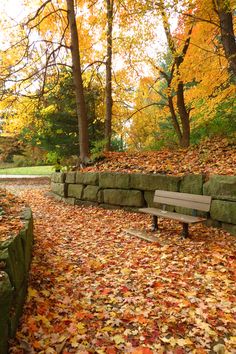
[20,69,104,160]
[90,139,107,161]
[191,97,236,145]
[111,136,125,152]
[46,151,61,165]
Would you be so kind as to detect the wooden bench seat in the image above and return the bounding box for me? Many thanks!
[139,190,212,238]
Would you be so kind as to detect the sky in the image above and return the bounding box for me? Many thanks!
[0,0,174,79]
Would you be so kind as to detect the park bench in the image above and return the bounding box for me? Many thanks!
[139,190,212,238]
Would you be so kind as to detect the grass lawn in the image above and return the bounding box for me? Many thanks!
[0,165,54,175]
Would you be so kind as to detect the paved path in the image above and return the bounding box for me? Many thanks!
[0,174,50,179]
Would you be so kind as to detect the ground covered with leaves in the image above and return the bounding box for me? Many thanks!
[83,138,236,176]
[0,188,25,242]
[5,186,235,354]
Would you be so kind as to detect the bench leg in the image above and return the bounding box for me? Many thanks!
[182,223,189,238]
[151,215,158,231]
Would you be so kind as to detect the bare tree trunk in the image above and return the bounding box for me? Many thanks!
[176,81,190,147]
[160,5,192,147]
[167,95,183,143]
[215,0,236,77]
[66,0,90,162]
[105,0,114,151]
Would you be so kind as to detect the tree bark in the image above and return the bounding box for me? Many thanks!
[66,0,90,162]
[160,5,192,147]
[105,0,114,151]
[215,0,236,77]
[176,81,190,147]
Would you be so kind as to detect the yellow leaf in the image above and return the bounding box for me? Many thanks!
[101,326,114,332]
[41,289,50,297]
[121,268,131,275]
[113,334,125,345]
[76,322,86,334]
[27,287,38,300]
[70,336,79,348]
[176,338,193,346]
[213,344,226,354]
[34,315,51,328]
[228,336,236,344]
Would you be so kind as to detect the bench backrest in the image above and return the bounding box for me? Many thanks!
[154,190,212,212]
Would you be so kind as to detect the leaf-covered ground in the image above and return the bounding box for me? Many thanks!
[6,187,236,354]
[0,189,25,242]
[83,138,236,176]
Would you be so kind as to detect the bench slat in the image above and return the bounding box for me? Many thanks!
[154,190,211,212]
[139,207,206,224]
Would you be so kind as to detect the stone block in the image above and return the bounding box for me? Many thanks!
[65,172,76,183]
[75,200,98,207]
[103,189,144,207]
[179,174,203,194]
[97,190,104,203]
[203,175,236,199]
[76,171,99,185]
[83,186,100,202]
[82,172,99,185]
[144,191,154,207]
[99,173,130,189]
[51,172,66,183]
[211,200,236,224]
[0,272,12,354]
[20,229,30,272]
[51,182,67,197]
[222,223,236,236]
[20,208,32,221]
[63,198,75,205]
[76,172,84,184]
[1,237,26,291]
[9,281,27,337]
[176,175,204,215]
[130,174,180,191]
[68,184,84,199]
[205,219,222,228]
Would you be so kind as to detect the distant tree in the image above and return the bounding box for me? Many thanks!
[19,70,104,159]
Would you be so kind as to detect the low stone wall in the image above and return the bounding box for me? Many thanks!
[0,208,33,354]
[51,172,236,236]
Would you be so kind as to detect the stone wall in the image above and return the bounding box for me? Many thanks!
[51,172,236,236]
[0,208,33,354]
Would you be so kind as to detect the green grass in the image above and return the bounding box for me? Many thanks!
[0,165,54,175]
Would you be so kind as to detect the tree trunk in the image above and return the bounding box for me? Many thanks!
[167,95,183,143]
[176,81,190,147]
[105,0,114,151]
[160,7,192,147]
[66,0,90,162]
[215,0,236,77]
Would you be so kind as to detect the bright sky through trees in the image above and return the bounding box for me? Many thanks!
[0,0,235,160]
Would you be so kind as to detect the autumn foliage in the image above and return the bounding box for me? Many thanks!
[83,137,236,176]
[2,186,234,353]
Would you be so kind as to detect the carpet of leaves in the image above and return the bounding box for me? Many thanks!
[0,189,25,242]
[7,189,236,354]
[82,138,236,176]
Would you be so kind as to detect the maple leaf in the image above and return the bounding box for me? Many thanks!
[27,287,39,300]
[113,334,125,345]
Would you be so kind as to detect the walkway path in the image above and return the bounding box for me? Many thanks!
[0,175,49,179]
[4,183,236,353]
